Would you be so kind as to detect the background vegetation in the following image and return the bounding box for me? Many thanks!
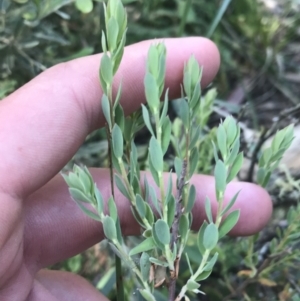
[1,0,300,300]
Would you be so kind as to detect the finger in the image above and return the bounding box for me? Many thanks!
[0,37,220,198]
[24,169,272,269]
[31,270,109,301]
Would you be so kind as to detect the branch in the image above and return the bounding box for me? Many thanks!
[168,159,188,301]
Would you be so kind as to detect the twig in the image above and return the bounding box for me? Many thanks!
[168,159,188,301]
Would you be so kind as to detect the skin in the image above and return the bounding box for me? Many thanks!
[0,37,272,301]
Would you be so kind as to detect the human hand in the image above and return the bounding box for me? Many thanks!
[0,38,272,301]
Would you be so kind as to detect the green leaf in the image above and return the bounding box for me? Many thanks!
[108,242,134,268]
[187,279,200,291]
[149,257,169,267]
[107,17,119,51]
[160,90,169,125]
[154,219,170,245]
[167,196,176,226]
[140,252,151,282]
[136,194,146,218]
[179,214,189,242]
[144,72,159,111]
[212,141,219,163]
[129,237,156,256]
[147,45,159,77]
[224,116,237,146]
[148,155,160,186]
[203,252,218,271]
[219,210,240,238]
[203,223,219,250]
[149,185,162,217]
[226,138,240,166]
[69,187,93,203]
[145,203,154,225]
[112,31,127,74]
[113,81,123,110]
[101,94,111,129]
[221,190,240,216]
[112,124,123,158]
[165,172,173,204]
[185,185,196,213]
[185,253,193,276]
[178,99,190,129]
[115,103,124,131]
[75,0,93,13]
[197,221,208,255]
[75,201,101,221]
[205,196,213,223]
[139,290,156,301]
[149,137,163,172]
[214,160,227,197]
[217,124,227,160]
[100,54,113,87]
[115,174,130,199]
[103,216,117,240]
[131,206,145,228]
[227,152,243,183]
[142,104,154,136]
[195,269,212,281]
[161,117,171,155]
[108,197,118,222]
[189,148,199,178]
[94,185,104,215]
[174,157,183,179]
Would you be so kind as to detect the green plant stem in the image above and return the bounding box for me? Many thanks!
[118,159,152,230]
[114,241,152,293]
[175,250,210,300]
[115,256,125,301]
[178,0,192,37]
[169,159,188,301]
[154,110,167,222]
[106,79,124,301]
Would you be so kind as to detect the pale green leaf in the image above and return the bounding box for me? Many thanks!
[75,0,93,13]
[217,124,227,160]
[154,219,170,245]
[112,124,123,158]
[129,237,156,256]
[101,94,111,128]
[108,197,118,222]
[203,252,218,271]
[140,252,151,282]
[219,210,240,238]
[205,196,213,223]
[203,223,219,250]
[187,279,200,291]
[69,187,93,203]
[141,104,154,136]
[107,17,119,51]
[227,152,243,183]
[139,290,156,301]
[214,160,227,197]
[100,54,113,86]
[103,216,117,240]
[115,174,130,199]
[144,72,159,111]
[195,269,212,281]
[185,184,196,213]
[221,190,240,216]
[197,221,208,255]
[136,194,146,218]
[149,257,169,267]
[149,137,163,172]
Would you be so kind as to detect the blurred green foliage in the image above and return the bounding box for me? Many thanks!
[2,0,300,300]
